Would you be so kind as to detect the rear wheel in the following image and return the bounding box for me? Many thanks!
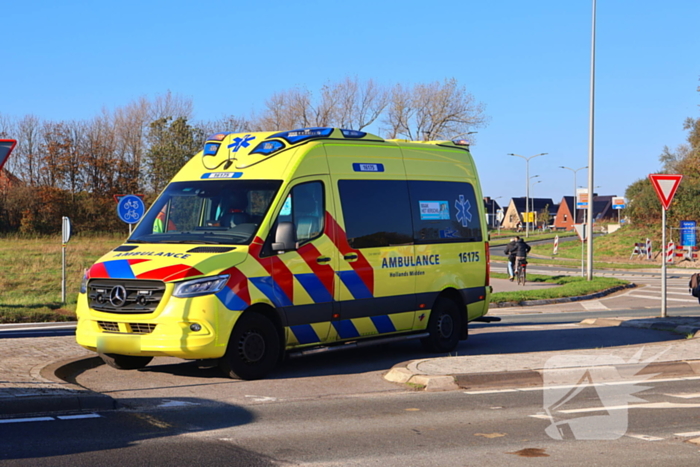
[421,297,462,353]
[219,312,280,380]
[518,262,527,285]
[98,353,153,370]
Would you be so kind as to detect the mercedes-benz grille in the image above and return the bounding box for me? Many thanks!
[88,279,165,314]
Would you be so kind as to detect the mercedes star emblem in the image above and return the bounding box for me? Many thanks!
[109,285,127,307]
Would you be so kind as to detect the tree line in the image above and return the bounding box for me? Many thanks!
[0,78,487,235]
[624,80,700,237]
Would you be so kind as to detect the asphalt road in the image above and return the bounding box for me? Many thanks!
[4,378,700,466]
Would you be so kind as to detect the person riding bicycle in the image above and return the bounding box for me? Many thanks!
[512,236,531,277]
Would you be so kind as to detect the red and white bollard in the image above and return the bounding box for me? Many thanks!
[666,241,675,263]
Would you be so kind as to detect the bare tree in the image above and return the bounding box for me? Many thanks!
[254,87,314,131]
[382,84,413,139]
[113,97,150,193]
[150,90,194,122]
[382,78,487,141]
[333,77,388,130]
[10,115,43,185]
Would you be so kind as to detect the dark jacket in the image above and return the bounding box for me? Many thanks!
[504,240,517,259]
[513,239,531,257]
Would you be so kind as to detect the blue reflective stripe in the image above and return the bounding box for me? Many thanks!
[337,271,373,299]
[295,273,333,303]
[332,320,360,339]
[249,277,293,307]
[216,288,248,311]
[371,315,396,334]
[291,324,320,344]
[103,260,135,279]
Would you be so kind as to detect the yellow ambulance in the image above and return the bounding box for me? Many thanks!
[76,127,491,379]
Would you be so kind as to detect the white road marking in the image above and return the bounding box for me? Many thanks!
[626,294,697,303]
[664,393,700,399]
[625,433,664,441]
[674,431,700,437]
[0,417,55,424]
[463,376,700,395]
[56,413,101,420]
[560,402,700,414]
[157,400,200,408]
[581,300,609,311]
[245,395,278,402]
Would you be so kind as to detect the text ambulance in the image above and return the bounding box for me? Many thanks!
[76,127,491,379]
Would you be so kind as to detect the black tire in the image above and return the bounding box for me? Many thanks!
[518,263,526,285]
[98,353,153,370]
[219,312,280,380]
[421,297,462,353]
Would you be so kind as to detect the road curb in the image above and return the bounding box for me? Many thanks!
[0,356,116,417]
[490,283,636,308]
[580,317,700,338]
[386,358,700,392]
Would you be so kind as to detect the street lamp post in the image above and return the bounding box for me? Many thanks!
[508,153,547,237]
[530,179,542,231]
[559,166,588,223]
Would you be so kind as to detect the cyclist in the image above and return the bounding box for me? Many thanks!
[513,236,531,278]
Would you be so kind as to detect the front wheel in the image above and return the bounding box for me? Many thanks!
[98,353,153,370]
[421,297,462,353]
[219,312,281,380]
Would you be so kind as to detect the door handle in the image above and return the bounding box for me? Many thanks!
[316,256,331,265]
[344,253,358,262]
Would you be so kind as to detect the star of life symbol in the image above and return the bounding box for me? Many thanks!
[228,135,256,152]
[540,347,669,440]
[455,195,472,227]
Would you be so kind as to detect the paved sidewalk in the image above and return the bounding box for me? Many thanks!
[385,316,700,391]
[0,336,115,416]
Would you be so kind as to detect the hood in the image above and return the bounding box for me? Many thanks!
[87,244,249,282]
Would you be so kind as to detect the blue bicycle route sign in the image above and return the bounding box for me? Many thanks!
[117,194,145,224]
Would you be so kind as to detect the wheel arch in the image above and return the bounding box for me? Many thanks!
[239,302,286,361]
[434,287,468,340]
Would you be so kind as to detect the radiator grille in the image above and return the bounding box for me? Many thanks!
[98,321,119,332]
[88,279,165,314]
[97,321,156,334]
[128,323,156,334]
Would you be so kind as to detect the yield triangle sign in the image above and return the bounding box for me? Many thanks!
[0,139,17,172]
[648,174,683,210]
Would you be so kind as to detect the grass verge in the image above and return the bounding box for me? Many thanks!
[490,272,629,304]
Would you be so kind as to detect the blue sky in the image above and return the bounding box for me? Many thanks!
[3,0,699,207]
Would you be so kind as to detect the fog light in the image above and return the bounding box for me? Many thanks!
[190,323,202,332]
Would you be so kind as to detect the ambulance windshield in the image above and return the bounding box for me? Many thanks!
[128,179,282,245]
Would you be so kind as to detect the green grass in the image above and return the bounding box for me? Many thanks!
[490,272,628,304]
[0,233,125,323]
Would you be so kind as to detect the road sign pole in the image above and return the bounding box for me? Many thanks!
[661,207,667,318]
[649,173,683,318]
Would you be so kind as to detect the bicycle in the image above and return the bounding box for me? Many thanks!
[516,257,527,285]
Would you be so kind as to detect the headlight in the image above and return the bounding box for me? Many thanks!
[80,269,89,294]
[172,275,229,298]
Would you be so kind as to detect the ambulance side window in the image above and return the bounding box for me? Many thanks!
[338,180,413,248]
[408,180,483,243]
[279,181,325,245]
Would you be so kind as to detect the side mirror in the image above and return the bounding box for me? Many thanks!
[271,222,297,253]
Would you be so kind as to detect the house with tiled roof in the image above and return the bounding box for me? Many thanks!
[502,197,557,229]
